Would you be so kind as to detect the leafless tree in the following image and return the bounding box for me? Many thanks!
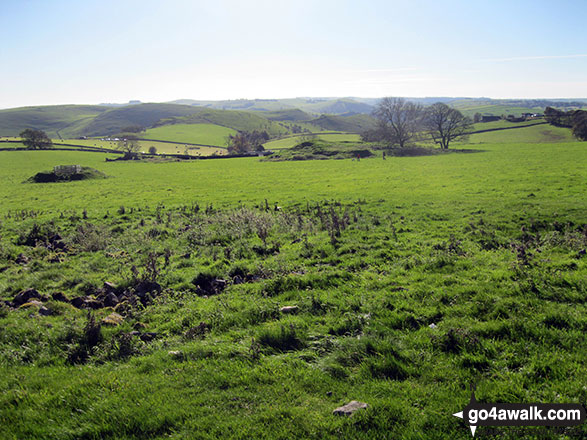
[423,103,472,149]
[117,135,141,156]
[371,97,423,148]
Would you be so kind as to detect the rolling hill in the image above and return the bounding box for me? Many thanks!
[0,105,111,138]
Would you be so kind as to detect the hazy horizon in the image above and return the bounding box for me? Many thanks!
[2,0,587,109]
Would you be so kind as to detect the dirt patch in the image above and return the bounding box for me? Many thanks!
[26,167,106,183]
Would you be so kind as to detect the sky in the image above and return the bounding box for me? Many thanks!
[1,0,587,108]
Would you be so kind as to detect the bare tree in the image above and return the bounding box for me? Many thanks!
[371,97,423,148]
[423,103,472,149]
[117,135,141,157]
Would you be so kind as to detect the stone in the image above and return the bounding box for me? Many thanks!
[280,305,299,314]
[168,350,184,360]
[103,281,117,292]
[51,291,69,302]
[70,296,89,309]
[85,298,104,309]
[39,306,52,316]
[333,401,369,416]
[140,332,158,342]
[13,288,41,306]
[429,323,437,329]
[103,292,119,307]
[15,254,29,265]
[101,313,124,326]
[19,300,44,309]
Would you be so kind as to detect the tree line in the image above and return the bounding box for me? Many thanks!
[544,107,587,140]
[362,98,473,149]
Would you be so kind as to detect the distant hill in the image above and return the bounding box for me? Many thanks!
[0,105,111,138]
[2,97,585,143]
[308,114,376,132]
[169,97,374,115]
[80,103,204,137]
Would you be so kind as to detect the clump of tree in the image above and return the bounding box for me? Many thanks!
[423,103,473,149]
[20,129,52,150]
[121,125,145,133]
[226,130,269,154]
[362,97,471,149]
[571,111,587,141]
[117,135,141,158]
[366,97,423,148]
[544,106,587,141]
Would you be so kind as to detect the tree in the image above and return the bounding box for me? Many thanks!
[20,129,52,149]
[117,135,141,157]
[226,130,269,154]
[370,97,423,148]
[423,103,473,149]
[148,146,157,155]
[572,110,587,141]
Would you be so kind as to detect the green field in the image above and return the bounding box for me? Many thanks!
[264,133,361,150]
[0,123,586,439]
[469,123,577,144]
[142,123,236,146]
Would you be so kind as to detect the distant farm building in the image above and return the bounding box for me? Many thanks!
[480,115,501,122]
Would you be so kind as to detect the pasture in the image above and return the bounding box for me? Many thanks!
[0,133,585,439]
[142,123,237,147]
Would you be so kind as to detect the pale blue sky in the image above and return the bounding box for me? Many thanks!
[1,0,586,108]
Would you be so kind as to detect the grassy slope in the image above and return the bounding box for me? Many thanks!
[469,122,576,144]
[264,133,361,150]
[308,114,376,132]
[0,134,585,439]
[79,103,204,137]
[142,123,236,146]
[0,105,111,138]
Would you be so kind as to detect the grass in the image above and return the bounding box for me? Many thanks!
[142,123,236,146]
[264,133,361,150]
[469,122,577,144]
[0,126,585,439]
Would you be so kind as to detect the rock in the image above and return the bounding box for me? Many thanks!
[103,292,119,307]
[13,288,41,306]
[101,313,124,326]
[168,350,184,360]
[326,391,333,397]
[15,254,30,265]
[133,322,147,330]
[70,296,103,309]
[135,281,162,296]
[103,281,118,292]
[19,300,44,309]
[70,296,88,309]
[429,323,437,329]
[193,274,227,296]
[51,291,69,302]
[140,332,158,342]
[333,401,369,416]
[85,298,104,309]
[280,305,299,314]
[39,306,52,316]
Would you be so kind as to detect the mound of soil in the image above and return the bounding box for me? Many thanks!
[27,167,106,183]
